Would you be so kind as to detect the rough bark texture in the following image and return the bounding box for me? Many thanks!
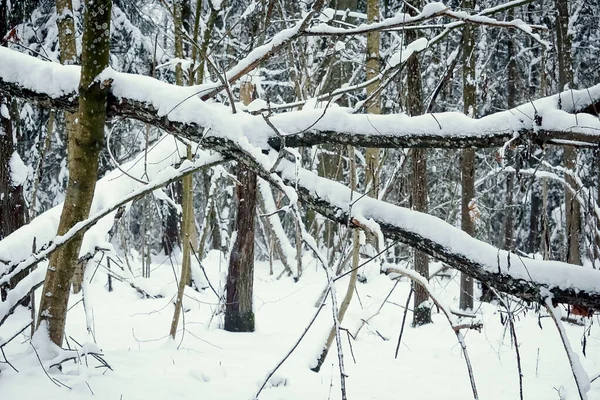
[225,82,257,333]
[37,0,112,345]
[225,166,257,332]
[405,0,431,327]
[459,0,476,310]
[0,0,26,302]
[0,99,24,241]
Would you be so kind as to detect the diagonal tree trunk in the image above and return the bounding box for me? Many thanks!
[36,0,113,346]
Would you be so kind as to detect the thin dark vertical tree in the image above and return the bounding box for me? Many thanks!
[405,0,431,326]
[556,0,581,265]
[37,0,113,345]
[459,0,476,311]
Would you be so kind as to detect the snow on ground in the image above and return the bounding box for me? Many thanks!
[1,251,599,400]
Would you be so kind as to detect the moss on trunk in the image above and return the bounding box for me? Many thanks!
[37,0,112,346]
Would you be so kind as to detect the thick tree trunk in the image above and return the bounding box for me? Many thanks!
[0,0,26,303]
[225,165,257,332]
[37,0,112,346]
[459,0,476,310]
[225,82,257,332]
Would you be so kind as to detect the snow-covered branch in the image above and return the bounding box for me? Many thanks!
[1,48,599,152]
[1,47,600,311]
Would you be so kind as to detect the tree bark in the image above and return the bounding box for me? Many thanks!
[555,0,581,265]
[364,0,380,199]
[0,0,26,302]
[459,0,476,310]
[37,0,112,345]
[55,0,85,294]
[225,82,257,332]
[170,1,196,338]
[405,0,431,326]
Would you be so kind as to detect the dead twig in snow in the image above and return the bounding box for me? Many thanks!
[544,298,590,400]
[384,265,479,400]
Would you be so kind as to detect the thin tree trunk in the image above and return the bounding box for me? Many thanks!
[312,145,360,372]
[37,0,112,346]
[365,0,380,199]
[171,147,194,338]
[56,0,86,294]
[504,17,517,251]
[555,0,581,265]
[459,0,476,310]
[404,0,431,326]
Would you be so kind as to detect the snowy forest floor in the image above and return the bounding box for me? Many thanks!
[1,250,599,400]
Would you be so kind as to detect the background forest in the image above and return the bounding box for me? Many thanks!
[0,0,599,398]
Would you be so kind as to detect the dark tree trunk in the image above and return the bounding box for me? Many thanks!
[162,181,182,255]
[225,165,257,332]
[405,0,431,327]
[0,0,26,303]
[459,0,476,311]
[528,185,541,254]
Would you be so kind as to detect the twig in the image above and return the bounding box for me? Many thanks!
[384,266,479,399]
[394,287,413,358]
[1,346,18,372]
[544,298,590,400]
[30,342,71,389]
[254,292,328,399]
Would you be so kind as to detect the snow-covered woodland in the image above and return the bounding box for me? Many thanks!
[0,0,599,398]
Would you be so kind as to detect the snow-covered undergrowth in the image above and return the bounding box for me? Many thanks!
[1,251,598,400]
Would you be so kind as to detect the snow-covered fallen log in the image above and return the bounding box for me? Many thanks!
[0,47,599,152]
[0,46,599,312]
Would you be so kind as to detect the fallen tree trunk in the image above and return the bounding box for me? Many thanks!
[1,48,599,152]
[1,47,600,315]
